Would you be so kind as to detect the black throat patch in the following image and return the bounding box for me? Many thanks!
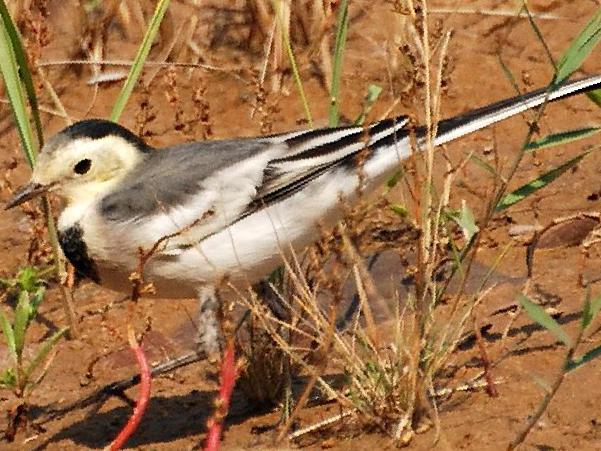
[58,224,100,283]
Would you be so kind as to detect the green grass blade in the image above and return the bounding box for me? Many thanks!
[469,154,502,177]
[590,294,601,322]
[0,11,35,166]
[567,344,601,371]
[450,235,465,276]
[23,326,67,383]
[496,151,589,211]
[498,55,521,96]
[0,310,16,362]
[581,292,601,330]
[328,0,350,127]
[447,201,479,242]
[354,84,383,125]
[16,266,40,293]
[110,0,171,121]
[529,372,552,394]
[0,368,16,388]
[389,203,408,218]
[0,0,43,150]
[13,291,31,356]
[586,89,601,108]
[386,170,402,189]
[554,8,601,85]
[524,127,601,152]
[518,294,572,347]
[271,0,312,126]
[461,203,477,240]
[523,2,556,70]
[29,286,45,320]
[582,290,593,330]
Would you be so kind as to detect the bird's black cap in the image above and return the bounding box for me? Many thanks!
[60,119,151,152]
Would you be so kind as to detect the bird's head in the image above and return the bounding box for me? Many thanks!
[5,119,150,209]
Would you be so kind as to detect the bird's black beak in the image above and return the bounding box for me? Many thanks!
[5,182,52,210]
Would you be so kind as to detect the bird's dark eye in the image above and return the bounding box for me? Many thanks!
[73,159,92,175]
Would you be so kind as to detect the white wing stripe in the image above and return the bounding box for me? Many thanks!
[281,127,363,158]
[270,142,366,171]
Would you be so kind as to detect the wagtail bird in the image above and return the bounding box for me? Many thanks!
[5,75,601,352]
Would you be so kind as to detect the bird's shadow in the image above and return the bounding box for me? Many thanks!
[32,388,257,450]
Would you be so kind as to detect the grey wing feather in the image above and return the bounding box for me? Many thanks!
[100,138,273,222]
[248,117,410,208]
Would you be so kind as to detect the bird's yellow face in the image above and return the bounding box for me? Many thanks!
[6,135,144,209]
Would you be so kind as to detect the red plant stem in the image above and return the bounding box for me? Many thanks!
[109,327,152,451]
[203,340,238,451]
[474,318,498,398]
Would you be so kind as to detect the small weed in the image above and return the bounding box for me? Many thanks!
[236,313,291,410]
[0,0,78,336]
[0,267,67,441]
[508,290,601,449]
